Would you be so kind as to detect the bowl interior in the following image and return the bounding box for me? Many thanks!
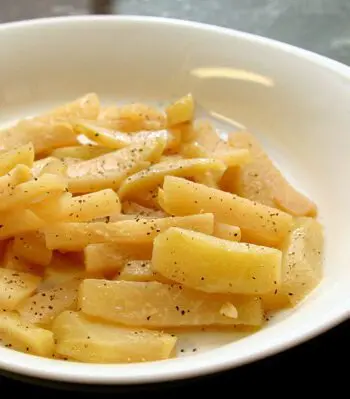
[0,16,349,384]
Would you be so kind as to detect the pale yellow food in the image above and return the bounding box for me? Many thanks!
[166,93,194,127]
[213,223,241,242]
[175,123,196,143]
[152,228,282,294]
[0,268,41,310]
[194,120,222,151]
[75,122,146,148]
[0,240,7,262]
[32,189,121,223]
[0,94,100,154]
[44,213,214,251]
[182,121,253,178]
[66,137,166,193]
[41,252,85,289]
[32,157,61,177]
[122,201,167,218]
[214,148,251,167]
[17,278,80,326]
[85,243,152,276]
[0,173,67,212]
[0,311,54,357]
[0,120,77,155]
[29,193,69,222]
[193,171,221,188]
[79,280,263,327]
[117,260,169,283]
[159,176,293,247]
[0,143,35,176]
[130,186,162,210]
[0,209,45,239]
[228,131,317,217]
[180,141,209,158]
[39,158,67,176]
[179,137,250,188]
[98,103,166,132]
[53,311,177,363]
[13,232,52,267]
[75,122,180,152]
[51,145,113,160]
[118,158,226,200]
[2,240,42,275]
[262,217,323,310]
[63,190,121,222]
[0,164,32,195]
[39,93,100,122]
[0,93,323,365]
[181,142,251,168]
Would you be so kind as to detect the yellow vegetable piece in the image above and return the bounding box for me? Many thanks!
[44,213,214,251]
[214,148,251,167]
[0,311,54,357]
[0,240,7,262]
[180,141,209,159]
[214,223,241,242]
[0,173,67,212]
[31,157,60,177]
[194,171,221,189]
[29,193,70,222]
[53,311,177,363]
[80,280,263,327]
[117,260,169,283]
[166,93,194,127]
[0,143,34,176]
[51,145,113,160]
[41,252,85,290]
[39,93,100,122]
[75,122,131,149]
[152,228,282,294]
[262,217,324,310]
[118,158,226,200]
[0,165,32,196]
[66,137,166,193]
[0,268,41,310]
[176,123,197,143]
[122,201,167,218]
[17,278,80,326]
[160,176,293,247]
[0,94,99,154]
[181,141,251,167]
[85,243,152,276]
[194,120,221,152]
[2,241,42,275]
[76,122,179,152]
[0,209,46,239]
[39,158,67,176]
[228,131,317,217]
[0,120,77,155]
[39,189,121,223]
[130,187,162,210]
[13,232,52,267]
[98,103,166,132]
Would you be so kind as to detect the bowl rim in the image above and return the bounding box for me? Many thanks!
[0,14,349,385]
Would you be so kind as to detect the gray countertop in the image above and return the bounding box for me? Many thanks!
[1,0,349,66]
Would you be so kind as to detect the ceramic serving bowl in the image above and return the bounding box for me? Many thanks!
[0,15,349,385]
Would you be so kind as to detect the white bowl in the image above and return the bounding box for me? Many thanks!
[0,15,349,385]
